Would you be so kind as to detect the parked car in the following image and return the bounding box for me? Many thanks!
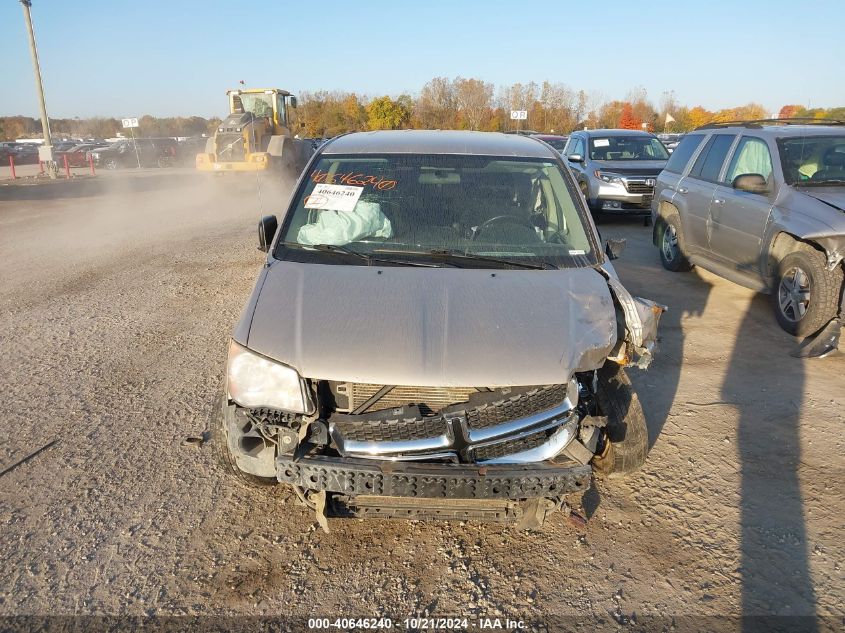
[11,143,39,164]
[657,133,685,153]
[563,129,670,218]
[531,134,569,153]
[88,138,178,169]
[652,119,845,337]
[213,130,665,527]
[55,143,97,167]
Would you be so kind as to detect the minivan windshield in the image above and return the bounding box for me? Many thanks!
[589,136,669,161]
[276,154,598,269]
[778,135,845,185]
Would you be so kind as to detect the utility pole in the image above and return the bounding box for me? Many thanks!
[20,0,56,178]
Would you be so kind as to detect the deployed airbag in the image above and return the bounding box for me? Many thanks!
[297,202,393,246]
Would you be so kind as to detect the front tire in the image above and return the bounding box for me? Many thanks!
[773,244,843,337]
[104,158,118,170]
[591,363,649,477]
[210,396,277,488]
[658,214,692,272]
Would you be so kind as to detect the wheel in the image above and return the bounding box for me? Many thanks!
[104,158,118,170]
[591,363,649,477]
[658,214,692,272]
[772,243,843,337]
[210,395,277,488]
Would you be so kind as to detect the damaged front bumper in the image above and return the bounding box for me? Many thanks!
[276,454,592,500]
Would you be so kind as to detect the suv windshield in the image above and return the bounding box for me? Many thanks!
[276,153,597,269]
[778,135,845,185]
[589,136,669,161]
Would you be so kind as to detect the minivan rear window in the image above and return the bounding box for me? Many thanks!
[663,134,705,174]
[689,134,736,182]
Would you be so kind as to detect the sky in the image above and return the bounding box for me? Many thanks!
[1,0,843,119]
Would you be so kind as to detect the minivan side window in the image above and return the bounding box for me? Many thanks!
[569,137,584,157]
[724,136,773,185]
[689,134,736,182]
[663,134,705,174]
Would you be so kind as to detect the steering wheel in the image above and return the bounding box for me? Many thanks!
[471,215,536,241]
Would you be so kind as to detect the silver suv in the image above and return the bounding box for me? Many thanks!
[652,120,845,338]
[563,129,669,217]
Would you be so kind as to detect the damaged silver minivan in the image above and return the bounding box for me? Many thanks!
[213,130,664,527]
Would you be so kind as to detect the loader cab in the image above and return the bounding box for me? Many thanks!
[227,89,297,133]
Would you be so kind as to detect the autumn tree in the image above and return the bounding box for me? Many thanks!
[453,77,493,131]
[686,106,713,130]
[366,96,410,130]
[618,103,643,130]
[597,101,625,128]
[778,104,802,119]
[415,77,456,129]
[539,81,579,133]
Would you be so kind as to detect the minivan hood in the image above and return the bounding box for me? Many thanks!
[800,188,845,212]
[591,160,666,177]
[244,261,617,387]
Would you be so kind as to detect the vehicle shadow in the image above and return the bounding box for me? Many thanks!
[723,296,817,630]
[602,218,714,449]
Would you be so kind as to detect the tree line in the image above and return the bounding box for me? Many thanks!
[2,77,843,141]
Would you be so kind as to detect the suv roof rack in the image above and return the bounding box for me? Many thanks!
[696,118,845,130]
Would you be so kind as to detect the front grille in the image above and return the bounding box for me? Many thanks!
[333,416,447,443]
[215,132,245,161]
[347,383,478,414]
[472,429,551,461]
[466,385,567,429]
[625,181,654,194]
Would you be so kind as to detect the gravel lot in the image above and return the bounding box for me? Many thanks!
[0,170,842,629]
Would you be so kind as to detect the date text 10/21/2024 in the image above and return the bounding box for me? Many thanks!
[307,617,527,630]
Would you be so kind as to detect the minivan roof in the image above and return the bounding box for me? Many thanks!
[322,130,558,159]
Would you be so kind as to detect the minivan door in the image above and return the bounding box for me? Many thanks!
[707,136,775,272]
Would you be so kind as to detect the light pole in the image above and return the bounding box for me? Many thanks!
[20,0,56,177]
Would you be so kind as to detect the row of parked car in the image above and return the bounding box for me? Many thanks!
[531,120,844,342]
[0,137,211,169]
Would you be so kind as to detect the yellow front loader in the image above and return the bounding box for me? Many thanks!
[196,88,313,178]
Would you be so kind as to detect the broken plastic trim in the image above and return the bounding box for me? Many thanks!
[597,270,666,369]
[793,317,842,359]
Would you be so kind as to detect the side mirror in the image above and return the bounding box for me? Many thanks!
[289,96,298,109]
[567,153,583,163]
[605,238,627,260]
[258,215,278,252]
[732,173,769,194]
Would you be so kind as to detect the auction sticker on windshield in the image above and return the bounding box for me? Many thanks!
[304,184,364,211]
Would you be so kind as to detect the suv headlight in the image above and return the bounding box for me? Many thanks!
[226,340,309,413]
[594,170,624,185]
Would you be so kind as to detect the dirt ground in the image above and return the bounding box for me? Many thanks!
[0,170,842,630]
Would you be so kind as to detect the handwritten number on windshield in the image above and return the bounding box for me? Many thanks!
[310,169,397,190]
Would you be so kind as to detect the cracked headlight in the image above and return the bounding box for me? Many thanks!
[226,340,308,413]
[594,170,624,185]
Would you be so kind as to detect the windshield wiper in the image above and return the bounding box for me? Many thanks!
[373,248,556,270]
[280,242,444,267]
[793,179,845,187]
